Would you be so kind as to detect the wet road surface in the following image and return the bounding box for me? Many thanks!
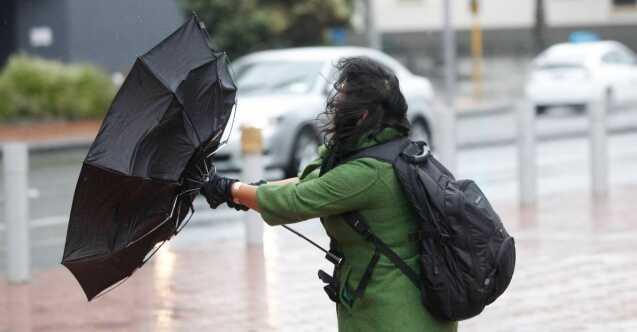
[1,120,637,331]
[1,183,637,331]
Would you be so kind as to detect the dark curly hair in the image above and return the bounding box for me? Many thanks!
[318,56,410,163]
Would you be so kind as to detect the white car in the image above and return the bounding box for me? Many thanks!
[525,41,637,115]
[215,47,435,178]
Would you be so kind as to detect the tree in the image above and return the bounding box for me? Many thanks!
[179,0,352,59]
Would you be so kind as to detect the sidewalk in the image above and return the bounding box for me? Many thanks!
[1,184,637,332]
[0,121,101,153]
[0,97,512,146]
[0,121,100,143]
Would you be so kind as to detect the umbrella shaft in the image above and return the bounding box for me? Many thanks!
[281,225,330,256]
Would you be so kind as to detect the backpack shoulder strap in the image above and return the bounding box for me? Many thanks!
[342,137,411,165]
[342,211,421,291]
[319,137,424,299]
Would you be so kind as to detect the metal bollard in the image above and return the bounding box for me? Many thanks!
[434,102,457,174]
[241,126,264,246]
[3,143,31,283]
[438,0,457,175]
[518,100,537,207]
[589,95,609,196]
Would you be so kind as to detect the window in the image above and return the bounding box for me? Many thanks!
[613,0,637,7]
[232,61,325,96]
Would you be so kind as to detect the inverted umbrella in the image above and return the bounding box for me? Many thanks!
[62,14,236,300]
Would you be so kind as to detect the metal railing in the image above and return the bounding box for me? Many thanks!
[517,94,609,207]
[2,96,614,281]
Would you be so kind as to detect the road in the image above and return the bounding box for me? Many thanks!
[0,107,637,272]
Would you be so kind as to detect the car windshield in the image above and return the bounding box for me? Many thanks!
[536,46,592,68]
[232,61,324,95]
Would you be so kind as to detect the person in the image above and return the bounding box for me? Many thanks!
[201,57,458,332]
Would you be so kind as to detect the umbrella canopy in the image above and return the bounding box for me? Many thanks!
[62,14,236,300]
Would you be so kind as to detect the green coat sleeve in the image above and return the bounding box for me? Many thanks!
[256,158,381,225]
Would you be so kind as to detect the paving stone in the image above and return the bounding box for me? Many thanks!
[2,185,637,331]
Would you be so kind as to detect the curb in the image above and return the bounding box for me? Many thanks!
[1,125,633,158]
[2,105,636,156]
[458,124,637,150]
[29,137,94,153]
[457,102,513,119]
[0,137,93,157]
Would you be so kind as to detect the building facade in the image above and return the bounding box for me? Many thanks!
[0,0,183,73]
[371,0,637,65]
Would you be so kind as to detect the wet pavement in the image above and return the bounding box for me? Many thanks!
[2,122,637,331]
[1,180,637,331]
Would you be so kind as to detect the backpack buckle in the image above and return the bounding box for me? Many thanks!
[402,141,430,163]
[318,269,341,303]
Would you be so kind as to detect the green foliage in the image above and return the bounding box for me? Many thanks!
[179,0,353,58]
[0,55,116,121]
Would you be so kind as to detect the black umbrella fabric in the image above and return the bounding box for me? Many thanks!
[62,15,236,300]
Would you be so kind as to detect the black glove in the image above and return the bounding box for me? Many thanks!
[227,199,249,211]
[201,173,239,209]
[250,180,268,186]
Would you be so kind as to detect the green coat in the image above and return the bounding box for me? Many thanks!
[256,128,458,332]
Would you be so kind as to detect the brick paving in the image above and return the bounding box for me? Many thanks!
[2,120,637,331]
[1,183,637,331]
[0,121,100,143]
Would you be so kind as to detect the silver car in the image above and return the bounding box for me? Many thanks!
[215,47,435,179]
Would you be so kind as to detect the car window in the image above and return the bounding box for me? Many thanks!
[602,49,637,65]
[602,51,621,64]
[617,47,637,65]
[233,61,324,95]
[539,46,591,66]
[536,62,585,71]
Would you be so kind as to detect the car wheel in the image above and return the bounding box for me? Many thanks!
[410,118,432,145]
[286,127,320,178]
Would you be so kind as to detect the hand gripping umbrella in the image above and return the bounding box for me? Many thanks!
[61,14,236,300]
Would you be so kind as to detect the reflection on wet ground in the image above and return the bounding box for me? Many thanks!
[2,131,637,331]
[1,183,637,331]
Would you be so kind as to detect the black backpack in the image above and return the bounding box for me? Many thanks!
[321,137,516,321]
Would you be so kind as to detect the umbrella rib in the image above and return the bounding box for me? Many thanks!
[134,57,204,147]
[178,97,204,146]
[219,106,236,148]
[138,57,175,102]
[126,184,201,248]
[141,240,169,265]
[195,163,205,179]
[175,204,195,234]
[127,196,179,247]
[184,177,203,185]
[89,240,169,301]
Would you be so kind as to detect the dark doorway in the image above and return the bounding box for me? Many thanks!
[0,0,17,67]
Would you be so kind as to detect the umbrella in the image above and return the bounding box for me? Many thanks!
[61,14,237,300]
